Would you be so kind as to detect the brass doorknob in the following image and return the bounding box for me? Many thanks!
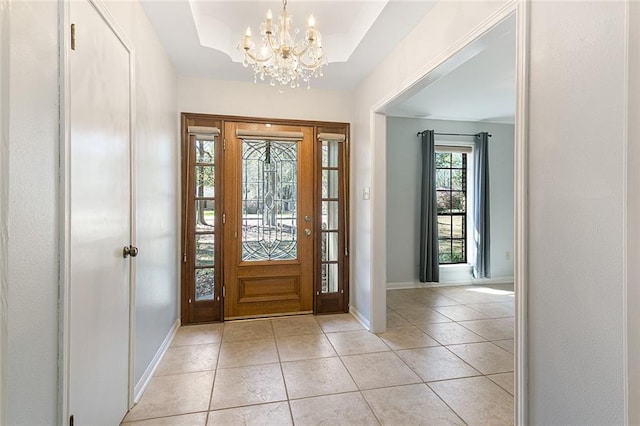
[305,229,312,236]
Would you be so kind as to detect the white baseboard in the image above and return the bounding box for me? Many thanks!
[133,318,180,403]
[349,306,370,330]
[387,276,514,290]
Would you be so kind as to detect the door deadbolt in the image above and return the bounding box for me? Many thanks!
[123,245,139,258]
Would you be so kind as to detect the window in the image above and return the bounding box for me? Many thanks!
[436,149,468,264]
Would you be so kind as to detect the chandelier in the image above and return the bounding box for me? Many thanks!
[238,0,327,88]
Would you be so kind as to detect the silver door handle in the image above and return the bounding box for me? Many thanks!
[304,229,312,236]
[123,245,139,258]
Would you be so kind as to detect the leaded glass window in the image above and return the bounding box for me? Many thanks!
[241,139,298,261]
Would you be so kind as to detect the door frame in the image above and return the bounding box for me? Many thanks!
[180,114,350,323]
[58,0,137,423]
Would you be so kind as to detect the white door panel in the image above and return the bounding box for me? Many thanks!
[69,0,132,424]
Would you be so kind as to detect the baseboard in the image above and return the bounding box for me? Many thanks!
[387,276,515,290]
[133,318,180,403]
[349,306,370,330]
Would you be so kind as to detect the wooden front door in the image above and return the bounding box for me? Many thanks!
[223,122,315,318]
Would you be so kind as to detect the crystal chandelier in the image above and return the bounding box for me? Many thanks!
[239,0,327,88]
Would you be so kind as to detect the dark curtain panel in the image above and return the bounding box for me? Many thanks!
[473,132,491,278]
[419,130,439,282]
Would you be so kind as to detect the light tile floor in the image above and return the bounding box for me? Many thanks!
[122,283,514,425]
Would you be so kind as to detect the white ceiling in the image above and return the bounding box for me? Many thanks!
[140,0,515,123]
[140,0,437,90]
[383,16,516,123]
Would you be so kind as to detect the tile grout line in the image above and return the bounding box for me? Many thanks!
[206,323,225,419]
[269,319,297,425]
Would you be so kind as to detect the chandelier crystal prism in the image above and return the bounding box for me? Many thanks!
[238,0,327,88]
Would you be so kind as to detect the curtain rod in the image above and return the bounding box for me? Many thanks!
[416,131,492,138]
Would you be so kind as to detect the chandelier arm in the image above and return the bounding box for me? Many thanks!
[244,49,274,64]
[297,57,325,70]
[265,33,280,56]
[291,42,311,58]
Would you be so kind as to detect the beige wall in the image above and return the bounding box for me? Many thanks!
[527,2,626,422]
[7,1,59,422]
[178,77,354,124]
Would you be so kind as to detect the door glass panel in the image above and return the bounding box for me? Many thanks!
[195,200,215,232]
[195,268,214,301]
[196,165,215,197]
[321,231,339,262]
[195,139,215,164]
[321,201,338,231]
[321,263,339,293]
[322,169,339,198]
[321,140,339,167]
[241,139,298,261]
[196,234,215,266]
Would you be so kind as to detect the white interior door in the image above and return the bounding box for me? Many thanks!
[68,1,132,424]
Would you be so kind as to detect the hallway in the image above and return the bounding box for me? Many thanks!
[122,284,514,425]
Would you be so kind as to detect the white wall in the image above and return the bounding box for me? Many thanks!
[106,0,180,389]
[386,117,514,285]
[6,0,179,423]
[0,0,9,422]
[7,1,59,423]
[527,2,626,423]
[627,1,639,424]
[178,77,354,124]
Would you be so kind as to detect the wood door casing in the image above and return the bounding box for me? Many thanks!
[223,122,315,319]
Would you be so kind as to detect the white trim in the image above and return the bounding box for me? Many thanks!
[58,2,71,424]
[349,306,370,331]
[59,0,136,423]
[514,1,530,424]
[133,319,180,403]
[622,0,630,423]
[0,0,9,422]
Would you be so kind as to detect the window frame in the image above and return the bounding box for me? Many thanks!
[435,143,474,266]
